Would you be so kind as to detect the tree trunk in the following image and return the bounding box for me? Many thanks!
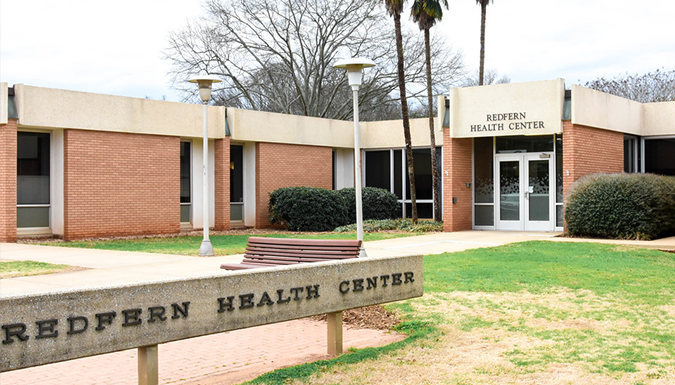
[479,1,487,86]
[394,11,418,222]
[424,28,440,222]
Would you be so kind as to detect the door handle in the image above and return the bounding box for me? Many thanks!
[524,191,529,199]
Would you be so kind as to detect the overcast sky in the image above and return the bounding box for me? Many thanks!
[1,0,674,102]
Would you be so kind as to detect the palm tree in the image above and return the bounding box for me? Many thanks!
[475,0,493,86]
[412,0,448,222]
[383,0,418,222]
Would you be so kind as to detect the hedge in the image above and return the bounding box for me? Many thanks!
[268,187,347,232]
[268,186,401,232]
[338,187,400,225]
[565,173,675,240]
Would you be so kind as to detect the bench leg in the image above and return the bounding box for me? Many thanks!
[327,311,343,356]
[138,344,159,385]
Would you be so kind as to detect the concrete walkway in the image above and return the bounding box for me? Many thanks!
[2,231,674,384]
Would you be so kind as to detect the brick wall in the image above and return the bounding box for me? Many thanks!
[562,122,624,198]
[255,142,332,228]
[0,119,17,242]
[214,138,231,231]
[63,130,180,239]
[442,132,473,232]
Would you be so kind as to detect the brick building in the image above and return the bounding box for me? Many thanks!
[1,80,673,241]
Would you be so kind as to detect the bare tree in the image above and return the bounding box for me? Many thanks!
[461,69,510,87]
[583,68,675,103]
[165,0,464,121]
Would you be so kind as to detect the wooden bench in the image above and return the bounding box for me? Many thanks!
[220,236,362,356]
[220,237,362,270]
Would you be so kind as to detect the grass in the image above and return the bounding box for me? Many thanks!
[39,232,414,256]
[0,260,76,278]
[243,241,675,384]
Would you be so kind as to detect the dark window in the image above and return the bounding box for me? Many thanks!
[17,132,50,228]
[624,135,641,173]
[394,150,403,199]
[17,132,50,205]
[407,149,433,200]
[645,139,675,176]
[474,137,493,204]
[496,135,553,154]
[230,145,244,202]
[180,142,191,204]
[365,151,390,190]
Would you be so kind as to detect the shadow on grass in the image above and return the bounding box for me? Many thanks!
[244,320,437,385]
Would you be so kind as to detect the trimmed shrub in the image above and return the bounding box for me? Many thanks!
[268,187,348,231]
[338,187,400,225]
[565,173,675,240]
[334,218,443,233]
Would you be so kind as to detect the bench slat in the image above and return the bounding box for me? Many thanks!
[245,247,359,257]
[246,243,361,252]
[221,237,362,271]
[246,237,361,247]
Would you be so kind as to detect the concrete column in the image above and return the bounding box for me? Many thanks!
[327,311,343,356]
[138,345,159,385]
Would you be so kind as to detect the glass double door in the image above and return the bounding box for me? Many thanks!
[495,153,554,231]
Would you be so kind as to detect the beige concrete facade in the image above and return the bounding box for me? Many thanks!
[14,84,226,138]
[571,84,675,136]
[571,84,643,135]
[449,79,565,138]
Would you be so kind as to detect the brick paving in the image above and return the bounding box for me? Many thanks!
[0,319,403,385]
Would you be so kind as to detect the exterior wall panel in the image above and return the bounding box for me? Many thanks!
[255,143,332,228]
[562,122,624,199]
[442,131,473,232]
[63,130,180,239]
[0,119,18,241]
[214,138,231,231]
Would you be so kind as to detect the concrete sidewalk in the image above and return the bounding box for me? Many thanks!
[2,231,675,384]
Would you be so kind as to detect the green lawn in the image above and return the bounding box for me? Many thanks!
[247,241,675,384]
[42,232,413,256]
[0,260,77,278]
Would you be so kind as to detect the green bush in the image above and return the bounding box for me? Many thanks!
[338,187,400,224]
[334,218,443,233]
[268,187,347,231]
[565,173,675,240]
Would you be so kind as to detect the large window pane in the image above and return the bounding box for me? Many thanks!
[230,145,243,203]
[17,132,50,205]
[496,135,553,154]
[180,142,191,204]
[394,150,403,199]
[180,204,191,223]
[475,206,494,226]
[474,137,493,203]
[409,149,432,200]
[645,139,675,176]
[17,207,50,228]
[556,134,563,203]
[365,151,390,190]
[405,203,432,219]
[500,161,520,221]
[230,203,243,221]
[528,160,550,221]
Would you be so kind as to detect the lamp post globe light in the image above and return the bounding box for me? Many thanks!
[333,58,375,257]
[188,75,222,256]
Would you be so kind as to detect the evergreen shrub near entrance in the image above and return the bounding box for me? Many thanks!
[338,187,400,225]
[269,187,348,231]
[269,187,400,231]
[565,173,675,240]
